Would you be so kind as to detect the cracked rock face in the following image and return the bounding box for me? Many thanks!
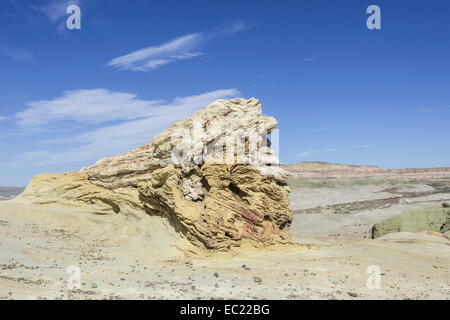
[21,98,292,251]
[138,163,291,250]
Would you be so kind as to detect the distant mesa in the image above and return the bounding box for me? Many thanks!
[285,161,450,180]
[0,187,25,201]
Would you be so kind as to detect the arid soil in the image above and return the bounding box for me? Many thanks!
[0,163,449,300]
[289,180,450,241]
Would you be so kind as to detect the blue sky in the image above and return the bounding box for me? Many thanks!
[0,0,449,186]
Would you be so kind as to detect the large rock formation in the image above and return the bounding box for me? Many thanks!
[17,98,292,251]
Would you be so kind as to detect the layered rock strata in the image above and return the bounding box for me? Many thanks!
[18,98,292,250]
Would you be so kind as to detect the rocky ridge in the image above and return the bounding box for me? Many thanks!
[285,162,450,180]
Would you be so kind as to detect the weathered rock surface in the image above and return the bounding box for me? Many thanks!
[15,172,142,215]
[138,164,291,249]
[16,98,292,251]
[372,207,449,239]
[82,98,287,188]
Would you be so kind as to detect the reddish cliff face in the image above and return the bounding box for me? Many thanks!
[284,162,450,180]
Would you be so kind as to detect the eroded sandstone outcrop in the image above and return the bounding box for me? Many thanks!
[17,98,292,251]
[138,164,291,250]
[16,172,142,215]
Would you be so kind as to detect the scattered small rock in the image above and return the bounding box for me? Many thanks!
[253,276,263,283]
[347,292,358,298]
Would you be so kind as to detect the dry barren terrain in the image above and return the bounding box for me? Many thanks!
[0,162,449,300]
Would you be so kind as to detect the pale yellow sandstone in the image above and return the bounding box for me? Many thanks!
[14,98,292,251]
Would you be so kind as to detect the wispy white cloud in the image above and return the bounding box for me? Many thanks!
[305,127,328,134]
[297,151,315,158]
[420,106,450,113]
[1,45,33,62]
[107,21,247,72]
[35,0,81,32]
[345,144,369,150]
[303,57,316,62]
[421,107,438,113]
[16,89,163,127]
[38,0,80,22]
[12,88,240,166]
[208,21,248,38]
[297,145,369,158]
[107,34,204,72]
[0,116,8,122]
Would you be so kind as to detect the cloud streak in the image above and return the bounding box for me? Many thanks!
[107,21,247,72]
[107,34,204,72]
[297,145,369,158]
[35,0,81,32]
[38,0,80,22]
[1,45,32,62]
[12,88,240,166]
[16,89,163,127]
[305,127,328,134]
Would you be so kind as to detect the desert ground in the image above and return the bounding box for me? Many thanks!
[0,163,449,300]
